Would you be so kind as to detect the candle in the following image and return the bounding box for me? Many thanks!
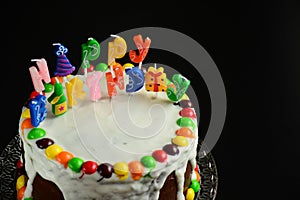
[28,94,47,127]
[106,63,124,97]
[86,70,103,101]
[144,66,167,92]
[166,74,190,102]
[48,78,68,116]
[29,58,51,93]
[107,35,127,67]
[129,34,151,65]
[53,43,75,77]
[81,37,101,76]
[65,77,86,107]
[125,66,145,93]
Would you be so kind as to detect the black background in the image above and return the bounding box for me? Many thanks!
[1,1,299,200]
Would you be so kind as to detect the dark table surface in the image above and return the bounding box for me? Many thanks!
[1,1,299,200]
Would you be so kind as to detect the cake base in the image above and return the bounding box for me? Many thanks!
[21,162,192,200]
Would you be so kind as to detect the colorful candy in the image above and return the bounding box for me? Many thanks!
[56,151,74,168]
[27,128,46,140]
[36,138,54,149]
[97,163,114,181]
[113,162,129,180]
[190,179,200,192]
[162,144,180,156]
[79,161,98,179]
[45,144,63,160]
[176,117,196,130]
[175,127,195,138]
[128,160,145,181]
[21,118,34,130]
[17,186,26,200]
[16,175,26,191]
[140,156,156,169]
[68,157,84,173]
[152,150,168,163]
[172,136,188,147]
[179,108,196,118]
[186,188,195,200]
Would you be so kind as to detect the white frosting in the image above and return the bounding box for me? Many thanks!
[19,73,199,200]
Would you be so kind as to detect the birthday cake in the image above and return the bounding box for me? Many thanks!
[15,35,201,200]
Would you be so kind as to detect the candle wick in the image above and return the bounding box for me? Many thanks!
[31,59,41,62]
[52,43,61,46]
[88,37,93,40]
[154,63,157,69]
[110,34,120,38]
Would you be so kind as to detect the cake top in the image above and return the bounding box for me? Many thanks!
[20,33,198,183]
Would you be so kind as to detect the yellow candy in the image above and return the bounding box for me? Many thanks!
[180,93,189,100]
[172,136,188,146]
[122,63,134,71]
[16,175,26,191]
[45,144,63,160]
[21,109,30,118]
[113,162,129,180]
[186,188,195,200]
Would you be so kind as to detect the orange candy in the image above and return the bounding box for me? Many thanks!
[175,127,195,138]
[17,186,26,200]
[128,160,144,181]
[56,151,74,168]
[21,118,34,130]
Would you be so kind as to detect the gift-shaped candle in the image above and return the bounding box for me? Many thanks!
[144,66,167,92]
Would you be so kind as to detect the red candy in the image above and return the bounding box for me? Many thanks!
[152,149,168,163]
[179,108,196,118]
[79,161,98,179]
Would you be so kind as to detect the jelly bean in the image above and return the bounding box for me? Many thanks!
[79,161,98,179]
[21,109,31,119]
[56,151,74,168]
[16,159,24,169]
[27,128,46,140]
[190,179,200,192]
[128,160,144,181]
[45,144,63,160]
[174,100,193,108]
[172,136,188,147]
[68,157,84,173]
[175,127,195,138]
[36,138,54,149]
[17,186,26,200]
[16,175,26,191]
[179,108,196,118]
[176,117,196,130]
[21,118,34,130]
[140,156,156,169]
[95,62,108,72]
[152,150,168,163]
[186,188,195,200]
[162,144,180,156]
[113,162,129,180]
[97,163,114,180]
[43,83,54,93]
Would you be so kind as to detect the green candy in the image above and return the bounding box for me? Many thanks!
[27,128,46,140]
[68,157,84,173]
[95,62,108,72]
[43,83,54,93]
[140,156,156,169]
[176,117,196,130]
[24,198,33,200]
[166,74,190,102]
[190,179,201,192]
